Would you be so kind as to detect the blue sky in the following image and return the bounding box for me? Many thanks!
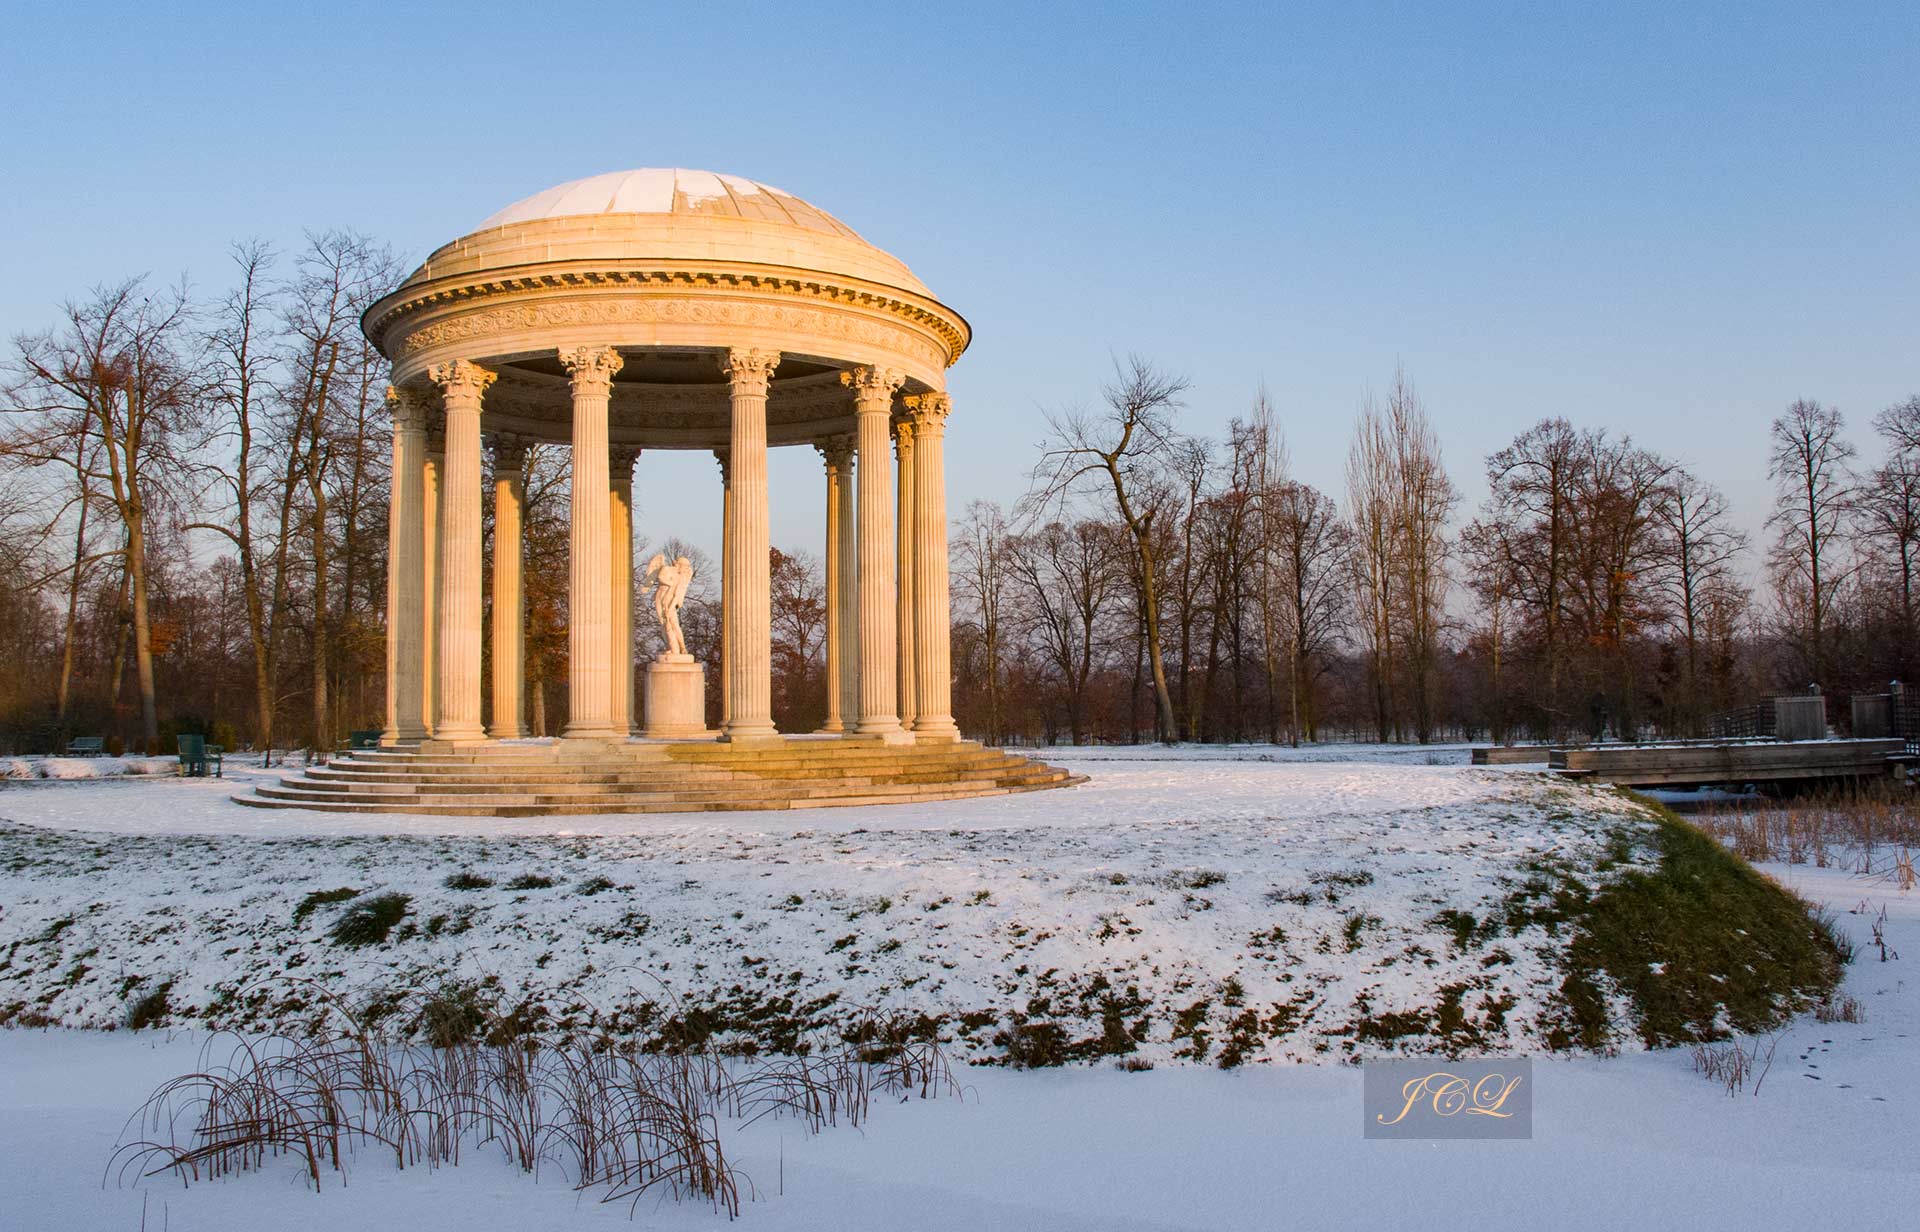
[3,1,1914,564]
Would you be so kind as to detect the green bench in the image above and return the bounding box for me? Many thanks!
[176,734,224,778]
[65,736,105,757]
[346,729,383,750]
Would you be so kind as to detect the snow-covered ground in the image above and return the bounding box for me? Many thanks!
[0,860,1910,1232]
[0,745,1909,1229]
[1,754,176,780]
[1,757,1655,1058]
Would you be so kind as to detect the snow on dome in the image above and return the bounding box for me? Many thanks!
[475,168,866,240]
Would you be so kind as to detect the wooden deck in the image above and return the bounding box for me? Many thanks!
[1548,739,1905,787]
[1470,746,1553,765]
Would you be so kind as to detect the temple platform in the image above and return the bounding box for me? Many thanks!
[231,736,1084,815]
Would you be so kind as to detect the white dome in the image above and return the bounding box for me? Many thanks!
[476,168,866,241]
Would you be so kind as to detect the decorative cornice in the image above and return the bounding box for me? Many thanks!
[558,346,624,396]
[366,265,968,365]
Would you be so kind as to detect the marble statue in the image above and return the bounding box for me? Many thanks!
[644,553,695,657]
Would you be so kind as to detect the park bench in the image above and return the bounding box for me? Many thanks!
[176,734,224,778]
[65,736,105,757]
[346,730,382,750]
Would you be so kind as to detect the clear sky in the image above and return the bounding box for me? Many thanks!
[3,1,1914,565]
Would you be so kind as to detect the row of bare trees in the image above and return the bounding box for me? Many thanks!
[3,251,1914,753]
[945,356,1920,746]
[0,235,397,754]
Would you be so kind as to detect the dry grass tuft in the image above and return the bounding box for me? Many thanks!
[108,983,954,1215]
[1689,1033,1778,1096]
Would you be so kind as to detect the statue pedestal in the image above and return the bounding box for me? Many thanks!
[642,654,708,738]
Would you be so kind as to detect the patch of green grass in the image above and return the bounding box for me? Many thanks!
[1545,793,1846,1050]
[443,871,493,891]
[125,982,172,1030]
[504,873,555,891]
[575,875,616,896]
[329,892,412,947]
[293,887,359,923]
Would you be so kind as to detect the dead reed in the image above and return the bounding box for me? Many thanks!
[1689,1032,1779,1096]
[1695,786,1920,879]
[109,983,955,1216]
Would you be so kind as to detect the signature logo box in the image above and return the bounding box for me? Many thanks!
[1363,1059,1532,1139]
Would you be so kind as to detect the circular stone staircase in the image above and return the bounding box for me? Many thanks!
[232,738,1084,816]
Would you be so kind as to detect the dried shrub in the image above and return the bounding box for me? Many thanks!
[109,983,954,1217]
[328,893,411,948]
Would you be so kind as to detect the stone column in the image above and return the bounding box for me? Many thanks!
[427,360,494,743]
[894,417,918,731]
[720,348,780,743]
[834,436,860,728]
[383,387,430,743]
[560,345,624,739]
[843,366,908,741]
[815,436,854,733]
[423,431,443,734]
[910,392,960,739]
[610,446,639,736]
[488,435,528,740]
[714,448,731,731]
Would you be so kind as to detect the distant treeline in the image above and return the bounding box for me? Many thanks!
[1,245,1914,752]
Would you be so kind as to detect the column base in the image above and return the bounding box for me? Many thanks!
[486,725,529,740]
[420,732,490,751]
[562,724,626,741]
[818,717,845,734]
[720,719,781,747]
[854,717,916,745]
[912,717,962,742]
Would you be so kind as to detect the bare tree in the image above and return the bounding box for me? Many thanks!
[952,500,1012,744]
[1270,479,1351,744]
[1767,400,1855,687]
[1006,520,1125,744]
[9,279,195,749]
[1487,418,1583,731]
[1028,355,1190,742]
[1655,469,1747,723]
[1384,372,1455,742]
[1860,407,1920,678]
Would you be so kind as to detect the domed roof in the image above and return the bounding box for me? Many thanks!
[395,167,935,302]
[476,168,865,240]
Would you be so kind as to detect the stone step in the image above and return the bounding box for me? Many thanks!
[258,766,1069,805]
[232,774,1085,816]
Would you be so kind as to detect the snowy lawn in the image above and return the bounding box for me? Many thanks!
[0,860,1909,1232]
[1,754,177,780]
[0,753,1837,1062]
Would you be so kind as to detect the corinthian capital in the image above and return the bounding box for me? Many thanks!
[906,390,952,432]
[892,415,916,458]
[489,432,531,472]
[558,346,625,395]
[814,432,855,471]
[840,365,905,409]
[428,359,497,404]
[386,384,433,432]
[720,347,781,395]
[609,444,641,479]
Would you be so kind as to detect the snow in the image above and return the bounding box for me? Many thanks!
[0,759,1651,1059]
[2,746,1911,1228]
[0,859,1912,1231]
[2,755,176,780]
